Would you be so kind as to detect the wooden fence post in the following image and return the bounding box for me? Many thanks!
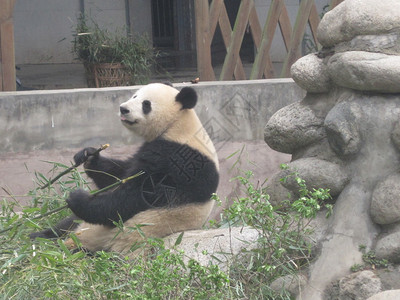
[281,0,315,77]
[250,0,284,79]
[330,0,344,9]
[220,0,252,80]
[0,0,16,91]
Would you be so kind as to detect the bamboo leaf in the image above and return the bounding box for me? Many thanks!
[174,232,184,247]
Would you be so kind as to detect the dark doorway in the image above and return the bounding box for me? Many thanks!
[151,0,196,69]
[151,0,175,48]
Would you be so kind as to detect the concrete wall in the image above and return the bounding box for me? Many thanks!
[0,79,304,153]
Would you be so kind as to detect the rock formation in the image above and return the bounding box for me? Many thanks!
[264,0,400,299]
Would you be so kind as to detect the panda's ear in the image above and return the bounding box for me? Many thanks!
[176,87,197,110]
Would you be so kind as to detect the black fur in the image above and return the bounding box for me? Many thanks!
[176,87,197,109]
[63,138,219,227]
[29,215,80,239]
[142,100,152,114]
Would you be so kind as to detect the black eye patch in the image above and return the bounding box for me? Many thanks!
[142,100,152,115]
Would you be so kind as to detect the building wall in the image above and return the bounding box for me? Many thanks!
[129,0,152,40]
[13,0,141,65]
[14,0,81,64]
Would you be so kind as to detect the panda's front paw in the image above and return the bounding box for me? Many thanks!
[73,147,99,165]
[66,189,90,216]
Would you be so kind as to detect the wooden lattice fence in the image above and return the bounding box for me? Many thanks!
[195,0,343,81]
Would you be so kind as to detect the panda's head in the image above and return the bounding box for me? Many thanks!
[119,83,198,141]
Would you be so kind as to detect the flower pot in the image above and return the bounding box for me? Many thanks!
[84,62,133,88]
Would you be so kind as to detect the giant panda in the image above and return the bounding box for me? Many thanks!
[31,83,219,255]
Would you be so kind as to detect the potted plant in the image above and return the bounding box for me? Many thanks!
[73,15,155,87]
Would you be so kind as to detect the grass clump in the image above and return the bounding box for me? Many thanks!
[0,162,331,299]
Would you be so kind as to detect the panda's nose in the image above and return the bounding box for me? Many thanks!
[120,106,130,115]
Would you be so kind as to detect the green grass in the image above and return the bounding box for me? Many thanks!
[0,162,331,299]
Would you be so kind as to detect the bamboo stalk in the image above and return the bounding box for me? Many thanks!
[90,171,145,195]
[39,144,109,190]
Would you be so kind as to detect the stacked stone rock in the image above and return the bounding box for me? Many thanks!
[264,0,400,299]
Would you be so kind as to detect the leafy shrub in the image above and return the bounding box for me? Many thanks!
[216,168,332,298]
[72,14,155,85]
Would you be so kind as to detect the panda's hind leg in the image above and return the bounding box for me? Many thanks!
[109,202,214,256]
[29,214,80,240]
[64,222,117,252]
[64,202,215,257]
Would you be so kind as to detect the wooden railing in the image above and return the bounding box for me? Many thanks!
[195,0,343,81]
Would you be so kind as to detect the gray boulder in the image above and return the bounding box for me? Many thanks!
[367,290,400,300]
[280,157,348,198]
[334,33,400,55]
[270,274,307,297]
[375,231,400,264]
[164,227,259,271]
[291,54,332,93]
[325,270,382,300]
[370,173,400,225]
[317,0,400,47]
[327,52,400,93]
[324,101,363,157]
[339,271,382,300]
[264,97,327,154]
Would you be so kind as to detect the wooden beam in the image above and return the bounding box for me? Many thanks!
[195,0,215,81]
[209,0,223,39]
[218,2,246,80]
[281,0,314,77]
[249,4,275,79]
[330,0,344,9]
[250,0,283,79]
[308,2,320,50]
[219,0,252,80]
[0,19,15,90]
[0,0,16,21]
[278,3,292,51]
[0,0,16,91]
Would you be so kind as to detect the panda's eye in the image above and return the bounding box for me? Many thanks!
[142,100,152,115]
